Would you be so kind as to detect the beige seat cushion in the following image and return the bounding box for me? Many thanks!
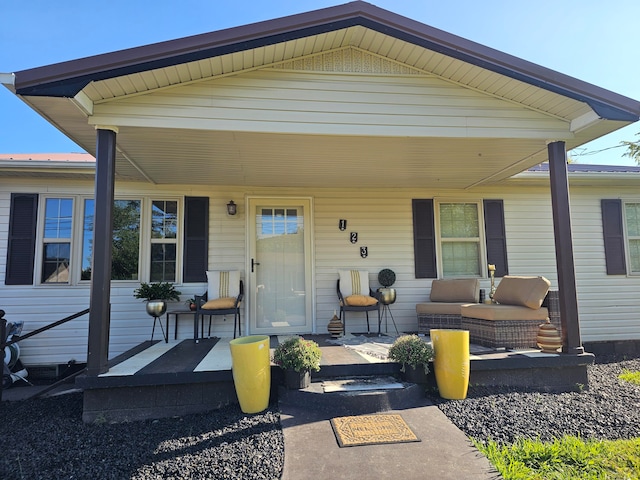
[430,278,480,303]
[461,304,549,321]
[345,295,378,307]
[493,276,550,309]
[416,302,469,315]
[202,297,237,310]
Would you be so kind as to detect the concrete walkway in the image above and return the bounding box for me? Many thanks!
[279,388,501,480]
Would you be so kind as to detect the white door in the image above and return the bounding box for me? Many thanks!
[248,197,314,334]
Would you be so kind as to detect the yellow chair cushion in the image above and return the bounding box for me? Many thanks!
[202,297,236,309]
[345,295,378,307]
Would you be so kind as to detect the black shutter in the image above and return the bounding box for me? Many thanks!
[183,196,209,282]
[412,199,437,278]
[601,199,627,275]
[6,193,38,285]
[483,199,508,277]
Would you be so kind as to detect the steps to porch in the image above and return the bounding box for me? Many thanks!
[75,333,594,423]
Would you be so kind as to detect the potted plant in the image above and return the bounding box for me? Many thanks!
[387,334,433,384]
[272,336,322,389]
[377,268,397,305]
[378,268,396,288]
[133,282,182,318]
[185,298,197,311]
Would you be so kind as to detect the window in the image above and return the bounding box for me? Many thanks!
[602,199,640,276]
[437,202,482,277]
[412,199,508,279]
[112,200,142,281]
[41,198,73,283]
[625,202,640,274]
[7,193,203,286]
[259,208,300,236]
[150,200,178,282]
[82,199,142,281]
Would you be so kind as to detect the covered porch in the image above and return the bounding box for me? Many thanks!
[3,1,640,389]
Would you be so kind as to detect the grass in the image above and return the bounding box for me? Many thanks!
[619,369,640,386]
[475,435,640,480]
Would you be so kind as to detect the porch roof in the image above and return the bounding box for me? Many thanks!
[3,1,640,189]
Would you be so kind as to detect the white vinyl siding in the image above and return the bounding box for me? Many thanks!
[89,69,571,140]
[3,178,640,366]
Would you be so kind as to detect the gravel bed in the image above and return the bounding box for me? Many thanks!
[0,396,283,480]
[2,354,639,479]
[428,354,640,445]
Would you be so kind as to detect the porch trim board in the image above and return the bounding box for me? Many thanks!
[76,335,594,423]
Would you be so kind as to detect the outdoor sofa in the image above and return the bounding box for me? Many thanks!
[416,278,480,332]
[461,275,560,349]
[417,276,562,350]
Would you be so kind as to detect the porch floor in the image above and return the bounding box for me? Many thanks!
[75,333,595,422]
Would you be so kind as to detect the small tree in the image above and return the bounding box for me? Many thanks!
[621,132,640,164]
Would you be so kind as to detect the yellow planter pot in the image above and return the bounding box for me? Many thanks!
[430,329,470,400]
[229,335,271,414]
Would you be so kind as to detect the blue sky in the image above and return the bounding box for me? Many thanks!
[1,0,639,165]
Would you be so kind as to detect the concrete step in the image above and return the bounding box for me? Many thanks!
[278,375,428,416]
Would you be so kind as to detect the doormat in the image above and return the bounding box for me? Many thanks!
[330,414,420,447]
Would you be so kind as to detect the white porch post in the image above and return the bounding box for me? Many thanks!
[86,126,118,375]
[547,140,584,354]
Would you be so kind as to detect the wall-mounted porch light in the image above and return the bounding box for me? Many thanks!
[226,200,237,216]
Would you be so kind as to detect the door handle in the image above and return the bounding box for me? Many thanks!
[251,258,260,272]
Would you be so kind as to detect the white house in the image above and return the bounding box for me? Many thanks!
[2,2,640,373]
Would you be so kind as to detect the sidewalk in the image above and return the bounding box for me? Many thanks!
[279,388,500,480]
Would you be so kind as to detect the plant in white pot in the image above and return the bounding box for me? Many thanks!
[272,336,322,389]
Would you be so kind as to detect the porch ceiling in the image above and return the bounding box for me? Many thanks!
[110,130,553,188]
[5,2,639,188]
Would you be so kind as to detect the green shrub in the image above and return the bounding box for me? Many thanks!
[387,334,433,374]
[272,337,322,373]
[619,369,640,386]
